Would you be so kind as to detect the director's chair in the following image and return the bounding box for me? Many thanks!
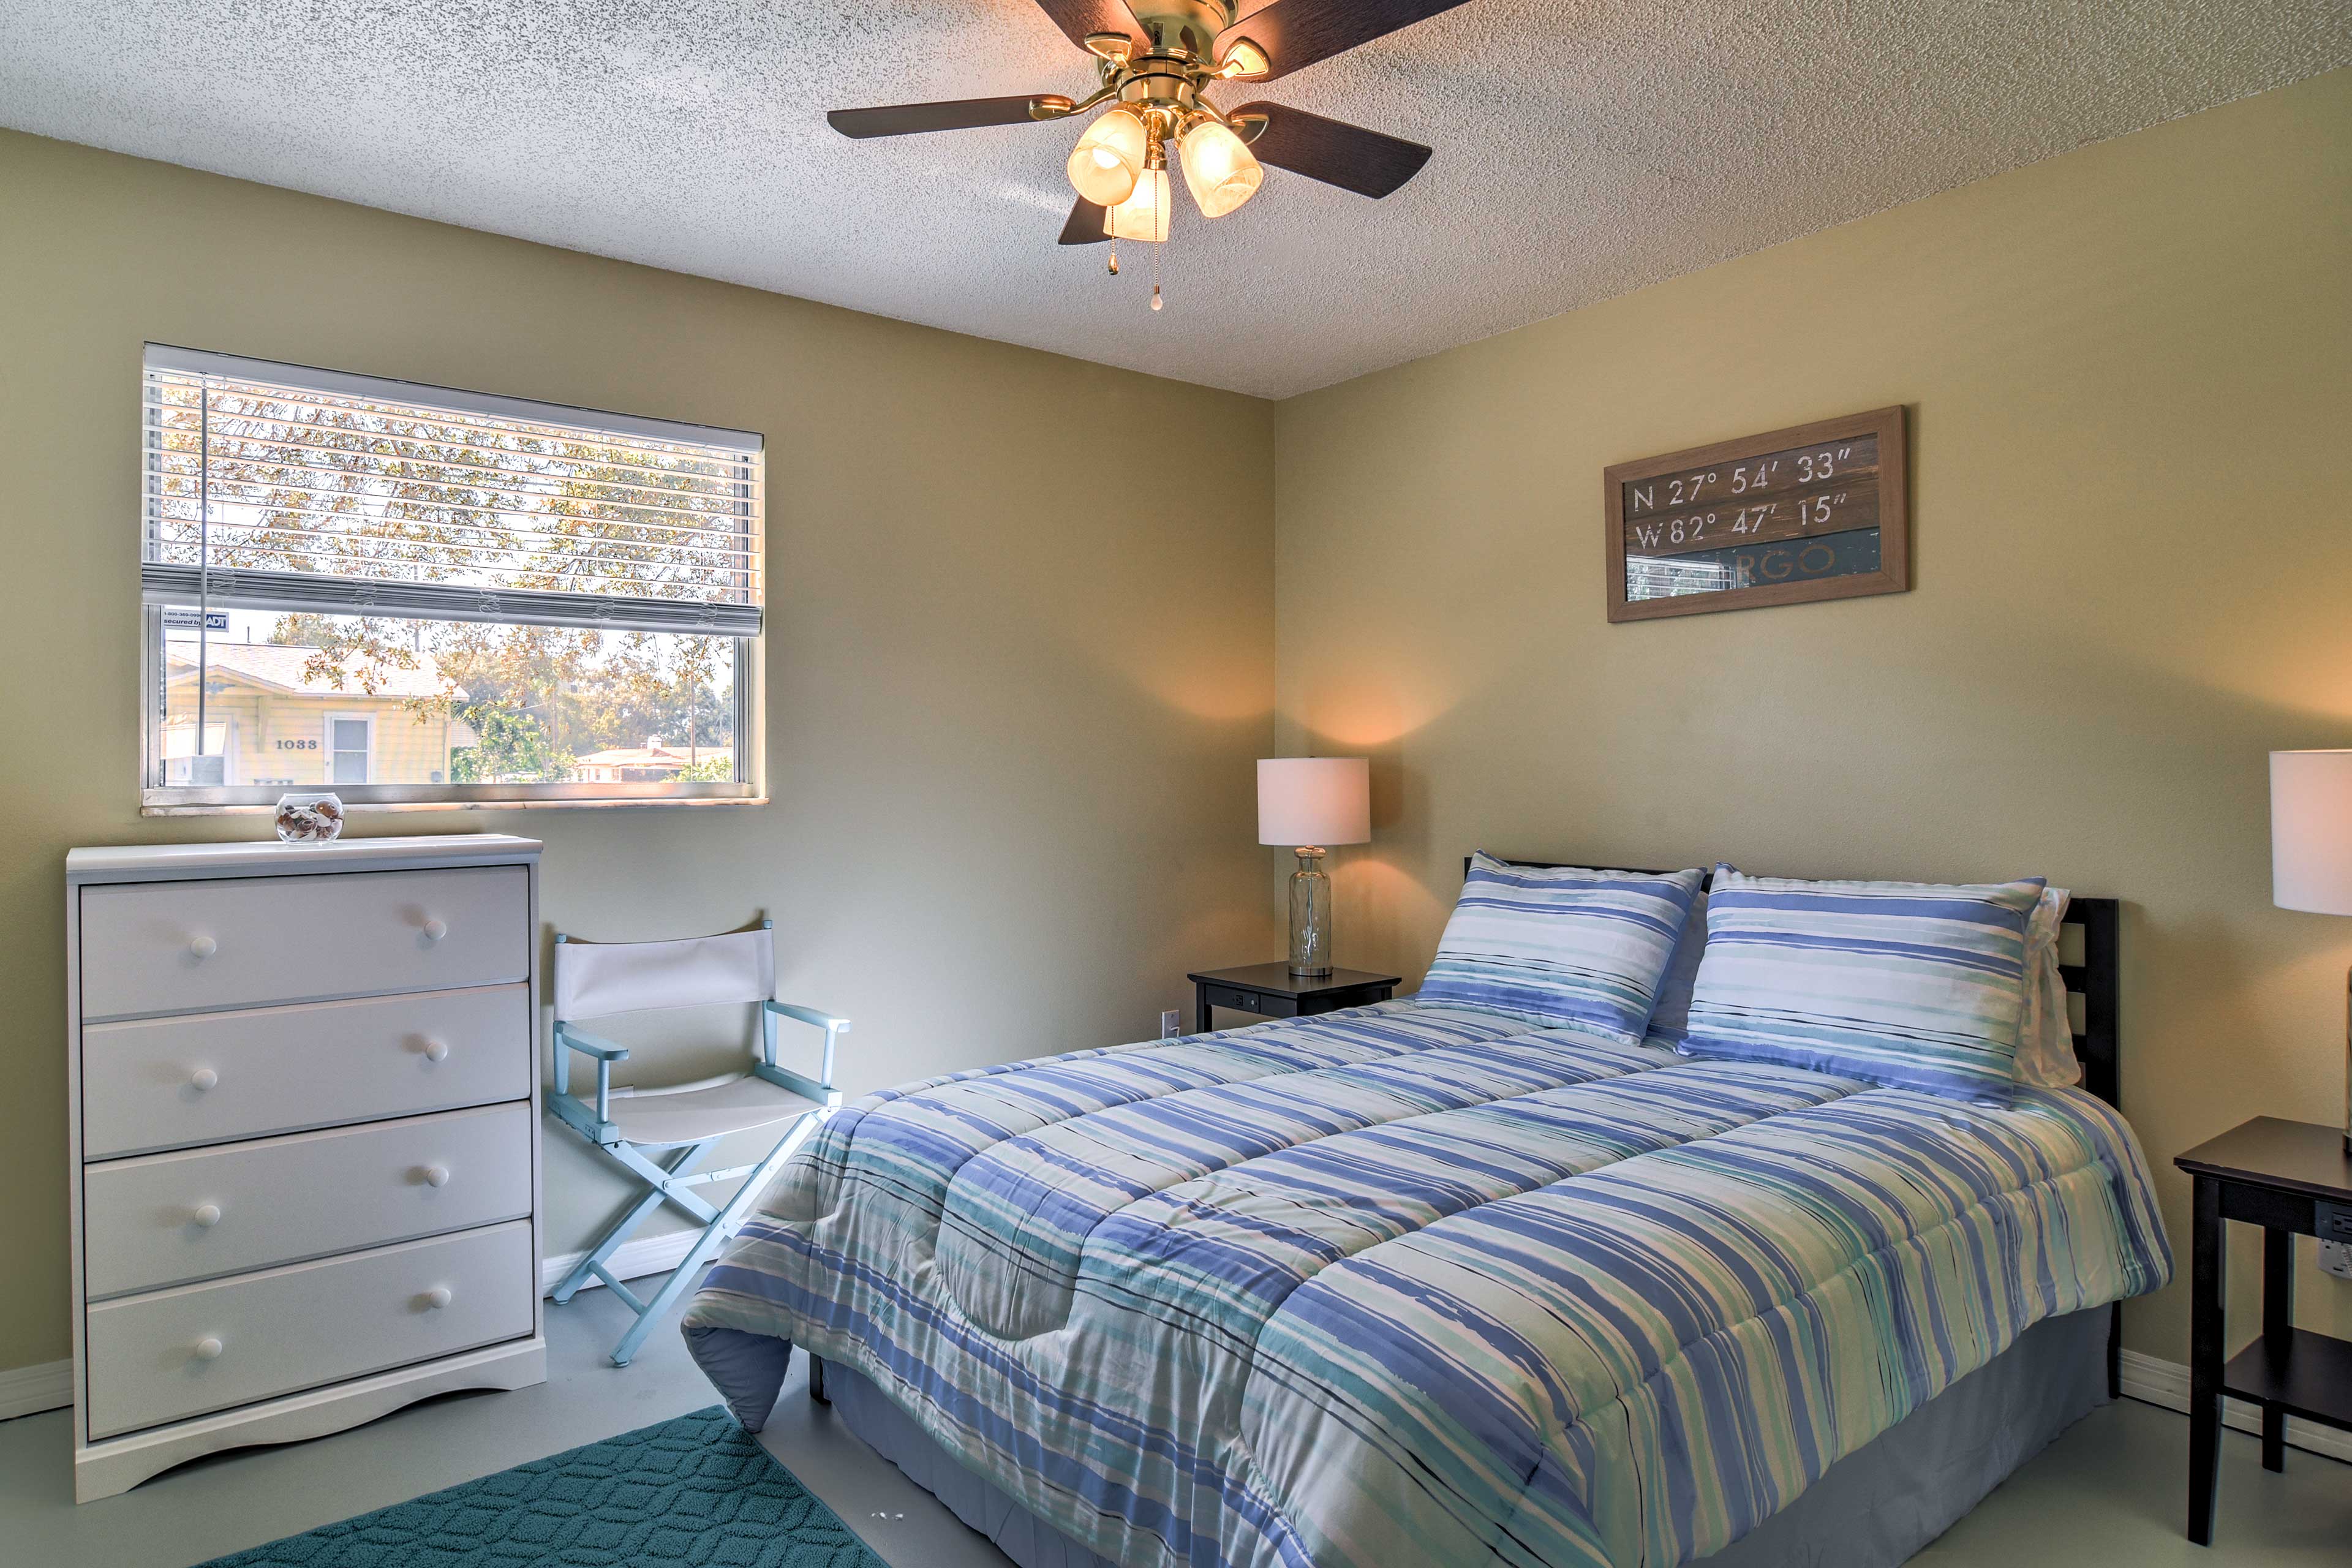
[546,919,846,1366]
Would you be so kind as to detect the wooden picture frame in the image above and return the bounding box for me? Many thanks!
[1604,405,1909,623]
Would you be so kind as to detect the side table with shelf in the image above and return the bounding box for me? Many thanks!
[2173,1115,2352,1547]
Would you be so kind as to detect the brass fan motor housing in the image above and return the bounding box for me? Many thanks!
[1117,58,1204,120]
[1079,1,1262,139]
[1033,0,1262,141]
[1126,1,1235,60]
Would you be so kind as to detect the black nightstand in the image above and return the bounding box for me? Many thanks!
[1188,963,1402,1035]
[2174,1116,2352,1546]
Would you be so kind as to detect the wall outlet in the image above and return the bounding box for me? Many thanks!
[2321,1239,2352,1282]
[1160,1009,1182,1039]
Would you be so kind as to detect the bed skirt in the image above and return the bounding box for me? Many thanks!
[807,1306,2109,1568]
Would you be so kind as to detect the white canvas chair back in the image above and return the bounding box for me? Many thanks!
[554,927,775,1022]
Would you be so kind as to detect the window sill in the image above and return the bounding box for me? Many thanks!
[143,795,769,817]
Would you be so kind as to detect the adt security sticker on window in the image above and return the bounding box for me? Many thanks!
[162,609,231,631]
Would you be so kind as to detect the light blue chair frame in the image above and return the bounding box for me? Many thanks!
[546,922,847,1366]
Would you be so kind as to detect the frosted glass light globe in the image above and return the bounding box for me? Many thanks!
[1066,107,1147,207]
[1105,167,1173,243]
[1180,119,1263,218]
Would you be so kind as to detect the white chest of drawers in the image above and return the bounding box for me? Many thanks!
[66,834,546,1501]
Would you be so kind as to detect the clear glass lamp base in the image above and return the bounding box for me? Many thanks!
[1289,848,1333,978]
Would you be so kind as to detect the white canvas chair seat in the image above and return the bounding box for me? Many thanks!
[546,921,846,1367]
[589,1074,823,1150]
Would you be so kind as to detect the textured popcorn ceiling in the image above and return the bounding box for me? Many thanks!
[2,2,2345,398]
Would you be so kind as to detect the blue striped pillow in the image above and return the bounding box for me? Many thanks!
[1681,867,2044,1102]
[1416,854,1703,1044]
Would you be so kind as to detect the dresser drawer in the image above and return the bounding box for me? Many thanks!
[83,1102,533,1299]
[78,865,529,1021]
[81,984,532,1159]
[84,1219,534,1441]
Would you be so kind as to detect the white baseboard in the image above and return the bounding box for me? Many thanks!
[540,1228,706,1297]
[2118,1348,2352,1463]
[0,1358,72,1421]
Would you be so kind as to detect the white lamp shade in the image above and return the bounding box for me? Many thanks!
[2271,750,2352,914]
[1258,758,1370,847]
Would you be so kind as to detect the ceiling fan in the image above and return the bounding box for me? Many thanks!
[828,1,1470,286]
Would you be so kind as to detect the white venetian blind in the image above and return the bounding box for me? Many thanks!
[140,345,764,637]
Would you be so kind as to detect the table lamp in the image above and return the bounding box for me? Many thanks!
[1259,757,1371,978]
[2270,749,2352,1155]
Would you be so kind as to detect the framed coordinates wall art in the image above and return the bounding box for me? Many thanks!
[1604,406,1909,622]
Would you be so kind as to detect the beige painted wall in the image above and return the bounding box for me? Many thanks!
[1272,70,2352,1362]
[0,130,1279,1377]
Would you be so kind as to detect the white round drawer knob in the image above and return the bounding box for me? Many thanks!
[422,1040,451,1064]
[423,1164,451,1188]
[188,935,217,960]
[191,1203,222,1229]
[189,1067,219,1092]
[421,919,448,943]
[192,1336,224,1362]
[424,1286,453,1310]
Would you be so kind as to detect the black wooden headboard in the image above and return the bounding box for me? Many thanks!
[1471,858,2122,1110]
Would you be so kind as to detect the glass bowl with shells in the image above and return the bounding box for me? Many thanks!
[274,791,346,844]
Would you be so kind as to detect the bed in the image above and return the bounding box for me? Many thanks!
[681,863,2169,1568]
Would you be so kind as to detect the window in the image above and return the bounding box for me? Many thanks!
[140,346,763,810]
[327,714,373,785]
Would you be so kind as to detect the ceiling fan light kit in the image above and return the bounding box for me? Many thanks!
[827,0,1468,302]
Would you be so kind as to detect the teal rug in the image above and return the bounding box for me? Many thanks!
[198,1406,889,1566]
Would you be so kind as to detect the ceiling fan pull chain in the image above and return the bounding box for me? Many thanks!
[1108,238,1120,276]
[1150,182,1165,311]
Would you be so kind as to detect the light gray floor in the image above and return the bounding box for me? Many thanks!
[0,1281,1009,1568]
[2,1278,2345,1567]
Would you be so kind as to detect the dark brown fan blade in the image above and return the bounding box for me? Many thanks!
[1221,0,1471,82]
[1032,0,1145,53]
[827,97,1048,138]
[1232,104,1431,198]
[1058,197,1110,245]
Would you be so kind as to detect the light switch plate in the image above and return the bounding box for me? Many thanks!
[2321,1239,2352,1281]
[1161,1009,1182,1039]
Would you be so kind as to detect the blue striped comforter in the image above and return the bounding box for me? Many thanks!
[682,1001,2169,1568]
